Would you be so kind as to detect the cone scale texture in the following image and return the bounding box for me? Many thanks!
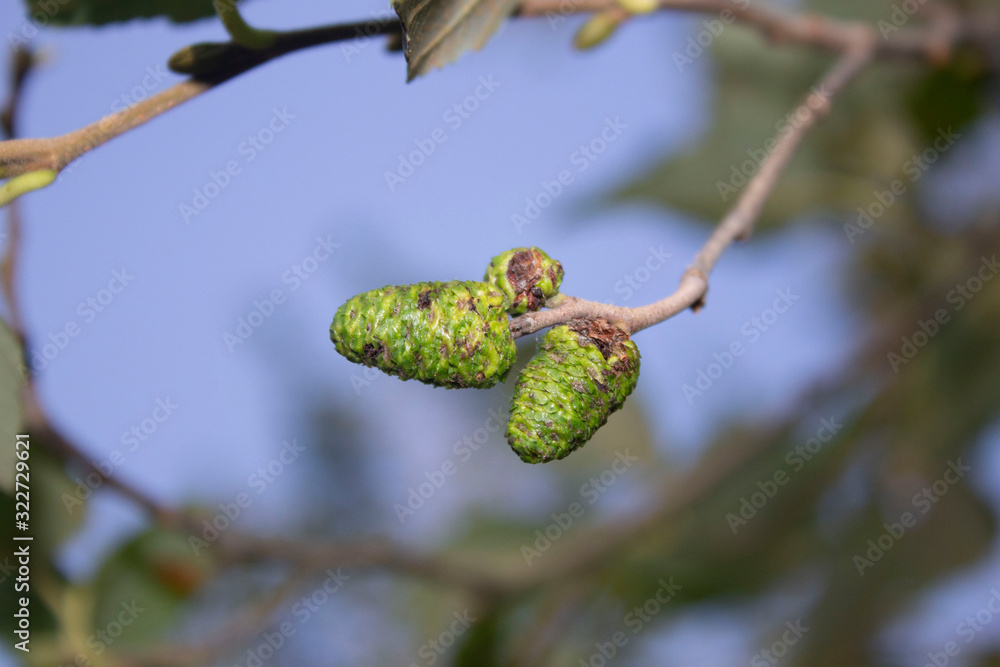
[506,318,640,463]
[330,281,516,389]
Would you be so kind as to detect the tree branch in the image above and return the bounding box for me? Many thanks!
[525,0,998,60]
[4,11,980,659]
[0,18,402,178]
[510,30,877,338]
[0,2,993,181]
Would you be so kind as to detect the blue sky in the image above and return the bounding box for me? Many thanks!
[2,0,998,664]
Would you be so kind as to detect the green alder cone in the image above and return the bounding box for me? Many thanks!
[506,319,640,463]
[484,247,564,314]
[330,281,516,389]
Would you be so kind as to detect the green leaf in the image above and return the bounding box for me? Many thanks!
[0,489,61,642]
[393,0,519,80]
[0,318,25,494]
[0,445,79,647]
[23,0,236,25]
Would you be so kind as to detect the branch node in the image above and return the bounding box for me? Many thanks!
[680,267,707,283]
[509,314,535,337]
[680,267,708,312]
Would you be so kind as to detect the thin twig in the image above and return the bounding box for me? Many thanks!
[0,19,402,178]
[525,0,997,59]
[510,31,878,338]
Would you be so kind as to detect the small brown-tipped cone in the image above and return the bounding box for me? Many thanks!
[484,247,564,314]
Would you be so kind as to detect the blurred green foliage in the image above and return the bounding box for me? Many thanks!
[5,0,1000,665]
